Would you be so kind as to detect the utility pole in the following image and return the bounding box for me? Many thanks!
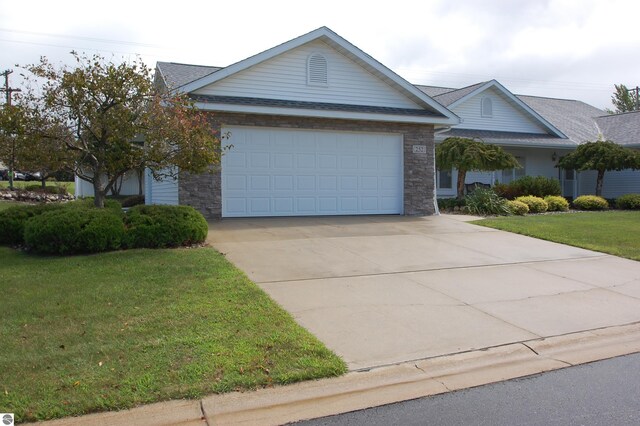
[0,69,22,190]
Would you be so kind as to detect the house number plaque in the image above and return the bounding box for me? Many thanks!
[412,145,427,154]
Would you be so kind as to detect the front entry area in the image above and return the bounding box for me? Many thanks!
[221,127,403,217]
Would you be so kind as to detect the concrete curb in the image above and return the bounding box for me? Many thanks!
[39,323,640,426]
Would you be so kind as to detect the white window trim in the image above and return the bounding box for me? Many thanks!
[481,97,493,118]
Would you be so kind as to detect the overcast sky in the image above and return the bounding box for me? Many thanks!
[1,0,638,110]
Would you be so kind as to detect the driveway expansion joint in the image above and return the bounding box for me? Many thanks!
[254,255,611,285]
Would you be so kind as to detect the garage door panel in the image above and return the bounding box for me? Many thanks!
[319,197,338,213]
[222,127,403,217]
[297,198,316,212]
[249,198,270,214]
[297,175,316,190]
[318,176,337,190]
[250,152,270,168]
[340,155,358,169]
[297,154,316,168]
[273,153,293,168]
[319,155,337,169]
[340,197,358,212]
[250,175,270,190]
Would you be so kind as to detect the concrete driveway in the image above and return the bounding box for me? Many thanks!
[208,215,640,371]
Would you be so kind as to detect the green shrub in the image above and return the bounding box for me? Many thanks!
[616,194,640,210]
[514,196,548,213]
[464,188,510,216]
[493,182,520,200]
[121,194,145,208]
[506,200,529,215]
[72,197,122,211]
[24,208,125,255]
[0,204,65,245]
[494,176,561,199]
[437,198,466,211]
[544,195,570,212]
[573,195,609,210]
[124,205,208,248]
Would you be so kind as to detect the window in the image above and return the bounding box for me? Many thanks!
[481,97,493,118]
[501,156,525,183]
[307,53,328,86]
[437,169,453,189]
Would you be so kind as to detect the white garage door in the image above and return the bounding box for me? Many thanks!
[221,127,403,217]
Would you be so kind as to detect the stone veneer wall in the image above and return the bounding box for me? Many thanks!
[178,112,435,219]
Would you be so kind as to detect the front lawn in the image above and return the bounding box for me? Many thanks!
[0,180,74,194]
[474,211,640,261]
[0,247,346,422]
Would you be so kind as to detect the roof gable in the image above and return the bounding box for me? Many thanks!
[174,27,457,124]
[192,39,422,109]
[443,80,565,138]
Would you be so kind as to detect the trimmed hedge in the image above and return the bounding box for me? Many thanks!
[514,196,548,213]
[123,205,208,248]
[1,200,207,255]
[0,204,65,245]
[616,194,640,210]
[573,195,609,210]
[544,195,570,212]
[24,208,125,255]
[494,176,561,199]
[506,200,529,215]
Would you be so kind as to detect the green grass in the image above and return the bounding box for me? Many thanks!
[0,247,346,422]
[0,200,23,211]
[0,180,74,194]
[474,211,640,261]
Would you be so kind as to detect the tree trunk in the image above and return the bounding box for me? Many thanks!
[457,169,467,199]
[41,178,46,189]
[596,169,605,197]
[92,174,106,208]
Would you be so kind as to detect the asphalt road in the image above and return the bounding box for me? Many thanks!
[294,352,640,426]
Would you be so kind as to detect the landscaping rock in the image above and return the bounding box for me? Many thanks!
[0,188,74,203]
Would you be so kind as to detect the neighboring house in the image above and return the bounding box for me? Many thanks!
[74,170,144,198]
[418,81,640,199]
[148,27,458,219]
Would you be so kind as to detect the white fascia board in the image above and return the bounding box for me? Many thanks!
[195,102,458,125]
[447,80,567,139]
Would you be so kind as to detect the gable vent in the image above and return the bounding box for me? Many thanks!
[481,97,493,117]
[307,53,328,86]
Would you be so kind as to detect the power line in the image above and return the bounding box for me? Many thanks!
[0,27,166,49]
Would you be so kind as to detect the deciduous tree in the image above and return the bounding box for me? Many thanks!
[18,52,222,207]
[607,84,639,114]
